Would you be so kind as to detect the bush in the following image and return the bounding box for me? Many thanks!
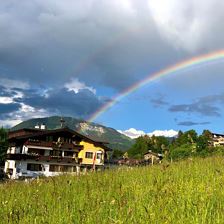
[169,144,194,160]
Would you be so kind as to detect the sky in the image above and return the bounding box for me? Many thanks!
[1,0,224,137]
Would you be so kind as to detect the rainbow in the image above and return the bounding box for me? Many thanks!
[88,50,224,122]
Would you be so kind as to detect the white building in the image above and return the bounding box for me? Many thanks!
[211,133,224,147]
[5,127,111,179]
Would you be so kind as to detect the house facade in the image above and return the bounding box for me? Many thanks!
[143,150,163,164]
[211,133,224,147]
[4,127,111,179]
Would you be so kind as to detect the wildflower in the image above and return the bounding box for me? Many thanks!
[110,199,116,205]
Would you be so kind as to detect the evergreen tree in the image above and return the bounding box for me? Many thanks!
[196,130,213,152]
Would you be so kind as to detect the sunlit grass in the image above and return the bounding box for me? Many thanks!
[1,156,224,223]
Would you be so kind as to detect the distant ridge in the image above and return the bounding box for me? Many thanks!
[11,116,134,151]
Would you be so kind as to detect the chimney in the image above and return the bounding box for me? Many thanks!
[40,123,46,130]
[35,123,40,129]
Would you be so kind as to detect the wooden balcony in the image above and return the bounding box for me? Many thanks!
[25,140,83,151]
[6,154,78,164]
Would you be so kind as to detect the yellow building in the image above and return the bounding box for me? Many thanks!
[78,140,109,169]
[70,129,111,170]
[79,141,103,165]
[71,129,111,170]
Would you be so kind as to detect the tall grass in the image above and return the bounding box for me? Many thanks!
[1,156,224,223]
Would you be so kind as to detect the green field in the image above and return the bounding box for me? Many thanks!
[1,157,224,223]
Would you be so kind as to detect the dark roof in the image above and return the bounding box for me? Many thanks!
[9,128,44,133]
[8,128,44,136]
[212,133,224,137]
[143,151,161,157]
[9,127,74,140]
[8,127,112,151]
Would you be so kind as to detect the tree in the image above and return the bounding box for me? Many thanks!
[169,144,193,160]
[112,149,123,159]
[0,127,8,166]
[127,129,214,160]
[169,130,199,160]
[196,135,209,152]
[151,136,169,153]
[173,130,198,146]
[128,135,170,158]
[202,130,212,141]
[128,136,150,159]
[196,130,213,153]
[186,130,198,143]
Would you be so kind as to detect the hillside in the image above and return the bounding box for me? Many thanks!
[11,116,134,151]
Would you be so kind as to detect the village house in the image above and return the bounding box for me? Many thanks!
[143,150,163,165]
[211,133,224,147]
[4,126,111,179]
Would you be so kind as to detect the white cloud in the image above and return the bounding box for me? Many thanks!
[0,96,13,104]
[17,103,50,119]
[1,103,51,128]
[118,128,178,139]
[118,128,145,139]
[13,91,24,99]
[0,119,23,128]
[148,0,224,51]
[147,129,178,138]
[20,103,36,113]
[64,78,96,94]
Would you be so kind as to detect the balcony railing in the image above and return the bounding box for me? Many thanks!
[6,154,79,164]
[25,140,83,150]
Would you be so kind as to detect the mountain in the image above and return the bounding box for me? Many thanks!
[11,116,134,151]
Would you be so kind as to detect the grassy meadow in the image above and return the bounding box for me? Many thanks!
[1,156,224,223]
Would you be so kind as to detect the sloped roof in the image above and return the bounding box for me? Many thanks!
[212,133,224,137]
[8,127,112,151]
[143,151,161,157]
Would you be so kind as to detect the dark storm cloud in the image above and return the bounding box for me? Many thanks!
[0,85,23,98]
[0,0,224,92]
[0,103,21,117]
[22,88,103,118]
[0,77,107,123]
[177,121,210,126]
[1,0,224,128]
[168,93,224,117]
[169,103,220,117]
[0,0,187,90]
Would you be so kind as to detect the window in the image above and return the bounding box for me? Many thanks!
[27,163,42,171]
[28,148,45,155]
[63,166,73,172]
[64,151,74,157]
[49,165,73,172]
[97,153,102,160]
[85,152,93,159]
[49,165,60,172]
[50,150,62,156]
[64,138,71,143]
